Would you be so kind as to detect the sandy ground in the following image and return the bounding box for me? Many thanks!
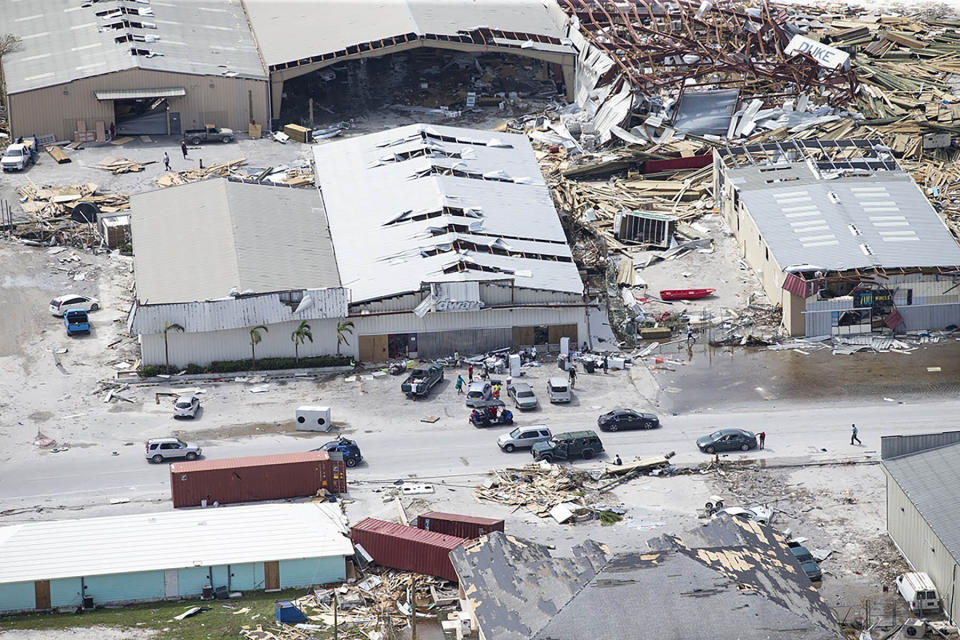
[0,627,156,640]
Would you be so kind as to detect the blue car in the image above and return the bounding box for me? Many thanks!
[312,437,362,468]
[64,309,90,336]
[696,428,758,454]
[790,545,823,582]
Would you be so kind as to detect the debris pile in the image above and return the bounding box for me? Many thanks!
[94,157,156,174]
[474,462,589,517]
[10,181,129,248]
[156,158,248,187]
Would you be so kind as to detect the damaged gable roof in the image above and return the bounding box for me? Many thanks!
[451,527,840,640]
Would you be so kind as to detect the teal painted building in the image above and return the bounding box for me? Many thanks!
[0,503,353,614]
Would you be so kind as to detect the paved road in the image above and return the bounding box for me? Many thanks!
[0,395,943,511]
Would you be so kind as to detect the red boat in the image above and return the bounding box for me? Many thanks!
[659,288,715,301]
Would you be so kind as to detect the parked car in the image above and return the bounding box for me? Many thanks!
[49,294,100,316]
[546,377,572,403]
[1,142,35,172]
[696,428,758,454]
[145,437,202,463]
[64,309,90,336]
[498,426,552,452]
[465,381,492,407]
[183,126,234,144]
[790,545,823,582]
[401,362,444,398]
[597,409,660,432]
[507,381,538,410]
[531,430,604,463]
[711,505,773,524]
[173,394,200,419]
[311,436,363,468]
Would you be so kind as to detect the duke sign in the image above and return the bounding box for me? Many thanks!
[784,35,851,71]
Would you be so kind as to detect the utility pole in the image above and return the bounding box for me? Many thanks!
[309,98,314,130]
[333,591,338,640]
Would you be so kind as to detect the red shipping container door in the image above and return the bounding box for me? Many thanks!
[414,512,505,540]
[351,518,463,582]
[169,451,346,508]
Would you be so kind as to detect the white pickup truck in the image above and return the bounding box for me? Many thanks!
[1,142,35,172]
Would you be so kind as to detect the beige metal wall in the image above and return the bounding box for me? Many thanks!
[884,469,959,623]
[8,69,268,141]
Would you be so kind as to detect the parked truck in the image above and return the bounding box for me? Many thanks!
[1,140,36,172]
[183,126,234,144]
[531,430,604,463]
[401,362,444,398]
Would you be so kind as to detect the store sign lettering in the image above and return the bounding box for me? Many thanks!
[435,299,483,312]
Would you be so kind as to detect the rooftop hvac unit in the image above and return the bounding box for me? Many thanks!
[904,619,926,638]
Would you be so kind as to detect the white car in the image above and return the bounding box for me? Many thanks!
[49,295,100,316]
[173,394,201,419]
[711,505,774,524]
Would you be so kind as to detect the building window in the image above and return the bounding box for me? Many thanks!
[278,290,304,309]
[906,289,913,306]
[533,326,549,345]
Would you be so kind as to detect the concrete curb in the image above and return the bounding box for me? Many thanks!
[125,365,356,385]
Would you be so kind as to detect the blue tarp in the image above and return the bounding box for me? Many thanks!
[275,601,308,624]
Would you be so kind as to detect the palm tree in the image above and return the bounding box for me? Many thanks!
[249,325,268,369]
[291,321,313,365]
[163,322,184,372]
[336,320,354,356]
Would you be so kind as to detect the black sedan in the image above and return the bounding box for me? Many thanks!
[696,428,757,454]
[597,409,660,432]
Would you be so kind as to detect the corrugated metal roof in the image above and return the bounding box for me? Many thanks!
[733,166,960,271]
[131,179,341,305]
[313,124,584,304]
[883,442,960,565]
[95,87,186,100]
[417,512,503,526]
[0,0,266,94]
[0,503,352,584]
[170,451,330,473]
[243,0,572,68]
[128,287,348,335]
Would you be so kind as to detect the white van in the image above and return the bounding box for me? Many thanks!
[547,377,572,403]
[896,572,940,614]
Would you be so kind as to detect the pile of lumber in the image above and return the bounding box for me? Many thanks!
[94,157,156,174]
[16,181,129,219]
[474,462,589,517]
[156,158,247,187]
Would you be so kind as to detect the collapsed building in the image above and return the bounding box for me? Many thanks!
[128,124,588,366]
[715,139,960,337]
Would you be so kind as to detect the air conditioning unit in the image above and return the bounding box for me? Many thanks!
[904,619,926,638]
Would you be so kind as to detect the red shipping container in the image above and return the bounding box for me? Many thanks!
[414,512,505,540]
[169,451,346,508]
[351,518,463,582]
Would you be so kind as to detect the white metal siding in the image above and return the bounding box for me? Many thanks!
[352,306,587,337]
[885,469,960,623]
[142,318,347,367]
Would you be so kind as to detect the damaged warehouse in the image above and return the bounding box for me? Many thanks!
[240,0,577,125]
[715,140,960,337]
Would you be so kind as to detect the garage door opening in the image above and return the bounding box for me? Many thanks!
[278,49,565,125]
[96,88,185,136]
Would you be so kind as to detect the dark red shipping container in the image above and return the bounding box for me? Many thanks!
[351,518,463,582]
[414,512,505,540]
[643,154,713,174]
[169,451,346,508]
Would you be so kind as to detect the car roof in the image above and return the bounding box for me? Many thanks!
[548,377,568,385]
[512,381,532,391]
[176,394,198,400]
[555,430,598,440]
[468,381,488,388]
[148,437,181,443]
[516,425,549,432]
[4,144,26,151]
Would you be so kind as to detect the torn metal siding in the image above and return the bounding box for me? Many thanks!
[567,22,633,143]
[129,288,349,336]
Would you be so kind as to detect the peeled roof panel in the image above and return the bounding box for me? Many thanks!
[95,87,186,100]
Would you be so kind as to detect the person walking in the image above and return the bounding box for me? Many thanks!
[568,366,577,389]
[180,139,188,159]
[602,355,608,374]
[851,424,862,445]
[163,151,170,171]
[467,364,473,381]
[758,431,766,449]
[455,375,464,395]
[687,324,695,343]
[109,122,115,139]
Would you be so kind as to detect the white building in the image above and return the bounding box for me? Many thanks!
[128,124,589,366]
[715,139,960,337]
[313,123,588,361]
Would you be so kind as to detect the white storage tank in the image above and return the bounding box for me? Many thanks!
[296,406,332,432]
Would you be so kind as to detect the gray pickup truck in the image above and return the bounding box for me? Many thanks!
[183,126,234,144]
[401,362,444,398]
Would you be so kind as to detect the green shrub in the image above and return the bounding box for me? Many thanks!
[138,365,160,378]
[139,355,353,377]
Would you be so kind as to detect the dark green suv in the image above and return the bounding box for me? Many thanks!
[531,430,604,463]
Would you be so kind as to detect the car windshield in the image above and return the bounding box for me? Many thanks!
[509,428,522,438]
[795,552,814,562]
[175,399,192,408]
[411,369,428,377]
[551,385,567,392]
[710,431,724,439]
[5,149,23,157]
[176,440,187,447]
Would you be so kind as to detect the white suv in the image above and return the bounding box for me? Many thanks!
[49,295,100,316]
[145,438,202,463]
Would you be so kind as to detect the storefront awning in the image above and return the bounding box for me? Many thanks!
[95,87,186,101]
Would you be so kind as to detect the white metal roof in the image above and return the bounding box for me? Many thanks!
[0,503,352,584]
[312,123,584,303]
[243,0,572,68]
[0,0,266,94]
[131,179,341,305]
[731,166,960,271]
